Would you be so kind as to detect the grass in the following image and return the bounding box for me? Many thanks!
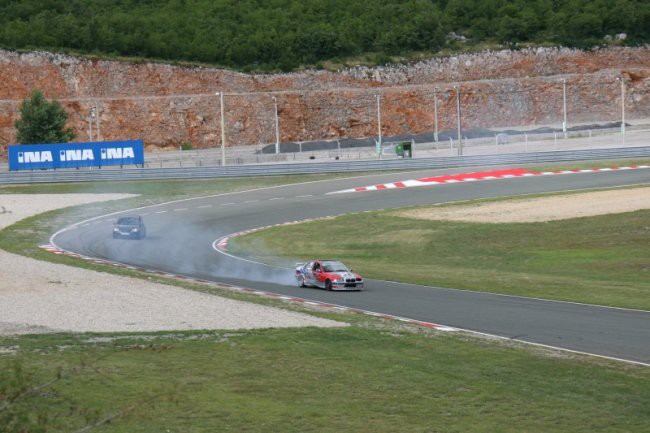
[0,173,355,196]
[230,187,650,310]
[529,158,650,173]
[2,327,649,433]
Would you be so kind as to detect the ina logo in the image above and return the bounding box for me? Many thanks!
[101,147,135,160]
[17,151,53,163]
[60,149,94,161]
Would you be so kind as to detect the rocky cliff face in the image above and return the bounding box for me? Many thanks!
[1,47,649,152]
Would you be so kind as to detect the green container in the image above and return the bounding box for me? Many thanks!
[395,141,412,158]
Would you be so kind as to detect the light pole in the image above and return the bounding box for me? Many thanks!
[375,94,382,159]
[272,96,280,154]
[94,103,101,141]
[454,85,462,155]
[433,88,439,143]
[88,107,95,141]
[215,92,226,166]
[562,78,568,138]
[617,77,626,135]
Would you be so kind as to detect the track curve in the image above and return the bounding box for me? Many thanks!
[52,167,650,364]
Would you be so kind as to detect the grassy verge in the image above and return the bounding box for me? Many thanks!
[0,173,361,196]
[230,188,650,310]
[2,327,649,433]
[529,158,650,173]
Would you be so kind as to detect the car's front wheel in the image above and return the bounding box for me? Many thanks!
[325,279,332,291]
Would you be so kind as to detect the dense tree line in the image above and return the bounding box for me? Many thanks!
[0,0,648,71]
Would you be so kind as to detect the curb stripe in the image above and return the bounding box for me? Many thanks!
[330,165,650,194]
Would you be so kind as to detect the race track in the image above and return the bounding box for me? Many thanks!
[52,166,650,364]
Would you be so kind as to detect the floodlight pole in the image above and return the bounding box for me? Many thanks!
[273,96,280,154]
[216,92,226,166]
[95,103,101,141]
[617,77,626,135]
[376,94,382,160]
[88,107,95,141]
[562,78,568,138]
[454,85,462,156]
[433,88,439,143]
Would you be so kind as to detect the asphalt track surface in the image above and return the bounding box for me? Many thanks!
[52,166,650,364]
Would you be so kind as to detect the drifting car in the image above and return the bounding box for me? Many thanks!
[113,215,146,240]
[295,259,364,291]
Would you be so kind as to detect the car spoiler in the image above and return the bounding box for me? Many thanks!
[295,262,303,268]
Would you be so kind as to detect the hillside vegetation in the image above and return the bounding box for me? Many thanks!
[1,0,649,71]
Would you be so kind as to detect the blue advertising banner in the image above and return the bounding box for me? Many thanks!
[8,140,144,171]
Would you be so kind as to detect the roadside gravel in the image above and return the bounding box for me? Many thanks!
[0,194,345,335]
[393,187,650,223]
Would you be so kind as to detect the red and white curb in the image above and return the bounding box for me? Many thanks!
[330,165,650,193]
[39,243,456,333]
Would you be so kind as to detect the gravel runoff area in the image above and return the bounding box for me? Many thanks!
[0,194,345,335]
[393,187,650,223]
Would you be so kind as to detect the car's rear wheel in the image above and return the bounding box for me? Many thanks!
[298,275,306,288]
[325,279,332,291]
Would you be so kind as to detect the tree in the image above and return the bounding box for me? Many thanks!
[14,90,75,144]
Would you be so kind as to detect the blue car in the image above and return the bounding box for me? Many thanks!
[113,215,147,240]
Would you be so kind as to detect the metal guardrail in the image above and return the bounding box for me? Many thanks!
[1,146,650,185]
[124,126,650,168]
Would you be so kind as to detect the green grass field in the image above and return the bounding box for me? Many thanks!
[2,327,649,433]
[230,188,650,310]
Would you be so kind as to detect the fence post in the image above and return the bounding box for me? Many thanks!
[524,133,528,152]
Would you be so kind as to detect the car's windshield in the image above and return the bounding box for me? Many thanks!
[117,217,139,225]
[322,261,348,272]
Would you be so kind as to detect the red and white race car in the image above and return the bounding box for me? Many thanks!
[295,259,364,291]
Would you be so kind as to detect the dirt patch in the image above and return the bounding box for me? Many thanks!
[392,187,650,223]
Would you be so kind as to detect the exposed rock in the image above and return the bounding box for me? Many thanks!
[446,32,468,42]
[1,47,649,152]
